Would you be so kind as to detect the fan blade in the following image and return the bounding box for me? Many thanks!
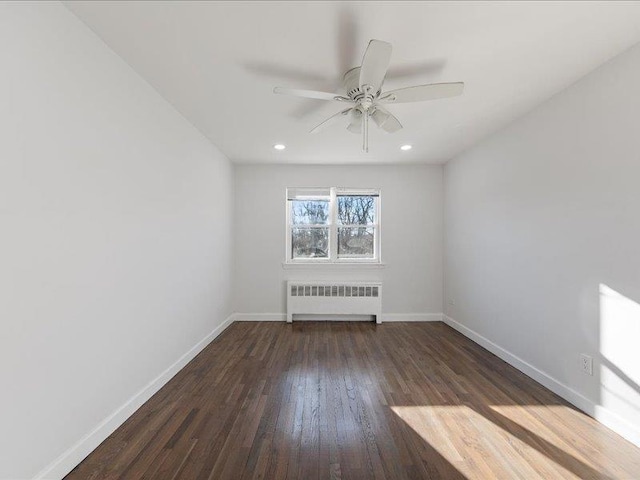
[310,108,352,134]
[371,106,402,133]
[378,82,464,104]
[274,87,349,102]
[359,40,392,93]
[346,109,363,134]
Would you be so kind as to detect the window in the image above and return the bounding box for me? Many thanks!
[286,187,380,263]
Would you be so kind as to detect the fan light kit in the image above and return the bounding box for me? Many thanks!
[274,39,464,153]
[273,144,286,150]
[400,144,412,151]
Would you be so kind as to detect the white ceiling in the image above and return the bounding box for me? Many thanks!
[65,1,640,165]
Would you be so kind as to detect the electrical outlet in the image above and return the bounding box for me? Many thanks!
[580,354,593,376]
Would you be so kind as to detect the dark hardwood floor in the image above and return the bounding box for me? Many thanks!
[65,322,640,479]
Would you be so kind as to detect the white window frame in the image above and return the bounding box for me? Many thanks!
[285,187,381,264]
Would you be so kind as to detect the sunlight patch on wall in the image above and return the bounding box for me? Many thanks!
[599,283,640,429]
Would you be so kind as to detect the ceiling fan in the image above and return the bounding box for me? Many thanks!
[273,40,464,152]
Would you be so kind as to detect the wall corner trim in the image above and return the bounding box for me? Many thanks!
[33,313,235,480]
[442,314,640,448]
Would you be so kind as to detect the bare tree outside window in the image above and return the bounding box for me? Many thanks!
[337,196,375,257]
[337,196,375,225]
[291,200,329,258]
[286,188,380,263]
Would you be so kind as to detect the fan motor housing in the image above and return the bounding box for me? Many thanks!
[343,67,381,104]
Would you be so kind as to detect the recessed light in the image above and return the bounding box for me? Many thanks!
[273,144,286,150]
[400,144,412,151]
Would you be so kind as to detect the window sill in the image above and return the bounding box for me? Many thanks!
[282,262,386,270]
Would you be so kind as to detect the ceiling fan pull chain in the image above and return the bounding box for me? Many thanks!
[363,109,369,153]
[366,110,369,153]
[362,111,365,152]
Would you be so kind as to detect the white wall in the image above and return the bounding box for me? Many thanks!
[444,42,640,446]
[233,164,443,320]
[0,3,234,478]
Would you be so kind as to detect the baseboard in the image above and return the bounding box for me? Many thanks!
[379,313,443,322]
[232,313,286,322]
[442,314,640,448]
[33,314,235,480]
[291,314,375,321]
[232,312,443,322]
[593,404,640,447]
[442,315,594,412]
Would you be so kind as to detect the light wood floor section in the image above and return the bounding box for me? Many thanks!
[65,322,640,479]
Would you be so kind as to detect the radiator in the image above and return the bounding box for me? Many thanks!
[286,281,382,324]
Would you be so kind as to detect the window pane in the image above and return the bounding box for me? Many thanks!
[291,200,329,225]
[337,196,376,225]
[292,227,329,258]
[338,227,374,258]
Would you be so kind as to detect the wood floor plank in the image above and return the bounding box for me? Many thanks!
[66,322,640,480]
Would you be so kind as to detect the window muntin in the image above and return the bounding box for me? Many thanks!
[286,188,380,263]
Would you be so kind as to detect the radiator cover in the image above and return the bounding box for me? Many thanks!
[286,281,382,323]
